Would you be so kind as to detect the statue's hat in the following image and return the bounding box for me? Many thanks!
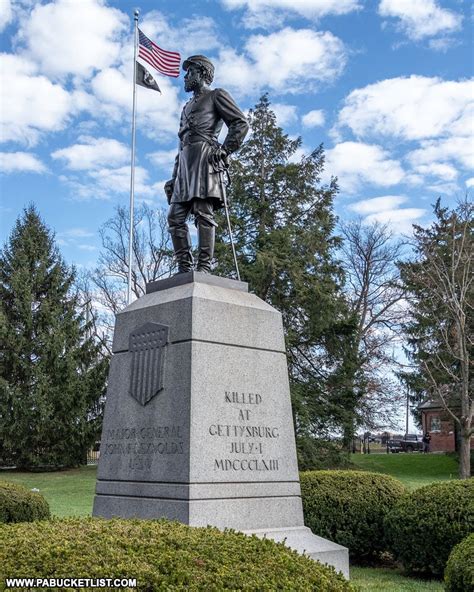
[182,55,215,78]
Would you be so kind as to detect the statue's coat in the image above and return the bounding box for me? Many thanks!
[170,88,248,208]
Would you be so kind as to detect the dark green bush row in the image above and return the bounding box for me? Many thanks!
[300,470,406,561]
[444,533,474,592]
[385,479,474,577]
[0,481,50,523]
[0,517,356,591]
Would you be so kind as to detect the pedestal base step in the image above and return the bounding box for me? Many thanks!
[243,526,349,579]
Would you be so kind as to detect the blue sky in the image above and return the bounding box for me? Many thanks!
[1,0,473,270]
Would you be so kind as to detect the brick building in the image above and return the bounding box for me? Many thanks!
[418,399,474,453]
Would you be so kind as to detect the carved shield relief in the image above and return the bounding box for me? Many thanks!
[129,322,169,406]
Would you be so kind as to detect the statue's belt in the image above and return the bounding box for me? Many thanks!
[180,131,219,148]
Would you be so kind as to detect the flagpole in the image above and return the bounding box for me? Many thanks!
[127,9,139,305]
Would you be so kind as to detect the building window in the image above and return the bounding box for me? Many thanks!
[430,416,441,432]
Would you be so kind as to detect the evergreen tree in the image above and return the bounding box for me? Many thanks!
[215,95,358,464]
[399,199,473,478]
[0,205,108,469]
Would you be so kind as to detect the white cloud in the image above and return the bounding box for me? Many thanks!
[348,194,427,234]
[0,53,73,145]
[0,151,46,173]
[89,68,131,117]
[407,136,473,171]
[52,137,129,170]
[325,142,405,193]
[348,195,408,214]
[426,181,459,195]
[335,76,473,142]
[288,145,311,164]
[150,180,167,205]
[85,165,155,200]
[365,207,427,234]
[271,103,298,126]
[56,227,96,249]
[428,37,457,52]
[379,0,462,41]
[334,76,473,189]
[58,228,95,239]
[70,89,98,114]
[302,109,325,128]
[0,0,13,32]
[56,228,98,253]
[466,178,474,188]
[18,0,127,79]
[221,0,361,24]
[59,163,155,201]
[89,165,142,192]
[140,12,222,56]
[90,65,181,140]
[217,28,346,95]
[147,149,178,171]
[410,162,458,181]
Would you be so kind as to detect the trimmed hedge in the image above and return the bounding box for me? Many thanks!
[0,517,356,591]
[0,481,50,523]
[444,534,474,592]
[385,479,474,577]
[300,470,406,561]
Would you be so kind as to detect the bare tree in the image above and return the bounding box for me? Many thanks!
[400,199,472,478]
[339,219,407,436]
[75,272,113,356]
[86,204,174,338]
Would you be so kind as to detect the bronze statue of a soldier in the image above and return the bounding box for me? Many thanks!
[164,55,249,273]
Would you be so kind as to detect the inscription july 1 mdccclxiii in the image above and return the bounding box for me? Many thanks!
[211,391,280,472]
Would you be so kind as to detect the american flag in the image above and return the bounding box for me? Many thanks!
[138,29,180,78]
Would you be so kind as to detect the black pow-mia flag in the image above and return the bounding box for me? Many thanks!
[136,61,161,93]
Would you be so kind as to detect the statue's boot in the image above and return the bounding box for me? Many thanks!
[170,228,193,273]
[196,222,215,274]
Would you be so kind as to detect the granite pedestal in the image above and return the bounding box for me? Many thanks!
[93,272,349,577]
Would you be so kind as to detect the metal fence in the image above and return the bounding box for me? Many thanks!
[87,449,100,465]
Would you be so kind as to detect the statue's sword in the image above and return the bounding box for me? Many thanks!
[216,161,241,281]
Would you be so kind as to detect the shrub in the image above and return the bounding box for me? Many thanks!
[0,517,356,591]
[385,479,474,577]
[0,481,50,523]
[444,534,474,592]
[300,470,406,561]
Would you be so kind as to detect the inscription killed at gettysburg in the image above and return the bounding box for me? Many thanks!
[212,391,281,472]
[129,323,169,406]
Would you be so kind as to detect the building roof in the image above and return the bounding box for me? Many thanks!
[418,399,444,410]
[418,398,460,411]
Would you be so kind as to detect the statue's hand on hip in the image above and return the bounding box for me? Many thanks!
[209,146,229,170]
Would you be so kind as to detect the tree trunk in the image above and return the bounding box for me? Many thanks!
[459,431,471,479]
[342,422,355,454]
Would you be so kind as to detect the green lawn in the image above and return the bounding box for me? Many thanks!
[0,465,96,517]
[1,454,457,518]
[351,567,443,591]
[350,452,459,489]
[1,457,457,591]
